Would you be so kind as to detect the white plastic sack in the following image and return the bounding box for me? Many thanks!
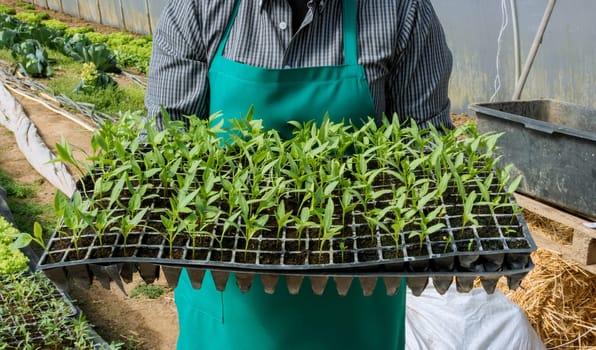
[406,281,545,350]
[0,82,76,197]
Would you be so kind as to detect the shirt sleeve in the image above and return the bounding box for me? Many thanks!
[388,0,454,130]
[144,0,208,127]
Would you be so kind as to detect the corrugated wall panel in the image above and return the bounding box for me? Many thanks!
[60,0,79,17]
[98,0,123,28]
[78,0,101,23]
[121,0,150,34]
[32,0,48,8]
[45,0,62,12]
[147,0,167,34]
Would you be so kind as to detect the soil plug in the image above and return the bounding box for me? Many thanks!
[431,276,453,295]
[359,276,378,296]
[187,268,206,290]
[137,263,159,284]
[211,270,230,291]
[285,275,304,295]
[480,277,500,294]
[43,267,69,291]
[260,274,279,294]
[333,276,353,296]
[382,277,402,296]
[507,271,529,290]
[119,262,134,283]
[66,265,92,289]
[406,276,428,296]
[235,272,255,293]
[309,276,328,295]
[455,276,475,293]
[162,266,182,289]
[88,264,111,290]
[105,264,127,295]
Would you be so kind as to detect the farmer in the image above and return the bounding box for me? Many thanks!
[145,0,453,349]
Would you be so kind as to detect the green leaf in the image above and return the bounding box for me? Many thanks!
[9,233,32,250]
[507,175,523,194]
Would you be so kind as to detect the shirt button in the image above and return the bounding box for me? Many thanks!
[279,21,288,30]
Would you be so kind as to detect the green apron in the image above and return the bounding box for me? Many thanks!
[175,1,406,349]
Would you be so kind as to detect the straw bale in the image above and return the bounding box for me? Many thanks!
[500,249,596,349]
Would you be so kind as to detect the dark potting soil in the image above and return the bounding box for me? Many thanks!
[481,239,504,251]
[166,248,185,259]
[357,249,379,262]
[97,234,118,245]
[501,224,524,238]
[136,247,160,258]
[141,234,164,246]
[381,248,404,260]
[284,252,307,265]
[118,234,141,245]
[308,252,330,265]
[506,239,531,249]
[186,249,209,261]
[210,250,233,262]
[309,239,330,251]
[236,238,259,250]
[89,247,112,259]
[49,237,72,251]
[476,226,499,238]
[431,242,454,255]
[171,233,189,246]
[356,236,377,249]
[285,240,307,252]
[259,252,281,265]
[453,227,475,240]
[406,244,428,258]
[332,238,354,250]
[65,248,89,261]
[235,252,257,264]
[333,251,355,263]
[260,239,280,251]
[455,239,478,253]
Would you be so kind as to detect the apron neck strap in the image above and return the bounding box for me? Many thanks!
[216,0,359,65]
[342,0,358,66]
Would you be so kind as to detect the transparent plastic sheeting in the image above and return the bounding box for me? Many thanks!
[405,281,545,350]
[0,83,76,197]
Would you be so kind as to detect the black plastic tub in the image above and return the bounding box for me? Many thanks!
[469,99,596,220]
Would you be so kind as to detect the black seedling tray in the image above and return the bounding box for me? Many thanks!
[37,190,535,296]
[0,274,78,346]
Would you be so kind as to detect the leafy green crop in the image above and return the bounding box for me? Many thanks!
[11,38,52,77]
[15,10,50,24]
[0,4,16,15]
[41,18,69,31]
[0,216,29,274]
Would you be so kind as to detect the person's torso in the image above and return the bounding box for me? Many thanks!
[197,0,410,120]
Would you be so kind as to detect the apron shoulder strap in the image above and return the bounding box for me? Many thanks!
[342,0,358,66]
[215,0,242,57]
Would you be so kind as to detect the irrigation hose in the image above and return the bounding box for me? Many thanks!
[2,82,97,132]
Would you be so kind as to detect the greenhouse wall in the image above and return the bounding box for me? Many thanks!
[24,0,596,113]
[23,0,168,35]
